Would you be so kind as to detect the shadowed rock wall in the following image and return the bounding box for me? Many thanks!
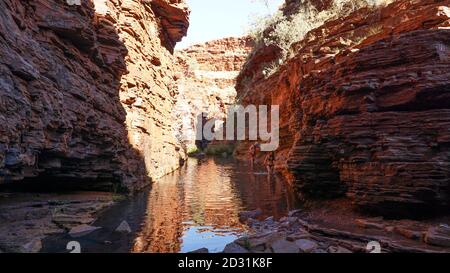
[0,0,190,191]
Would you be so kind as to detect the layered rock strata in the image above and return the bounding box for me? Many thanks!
[174,37,252,149]
[151,0,190,52]
[235,0,450,216]
[0,0,189,191]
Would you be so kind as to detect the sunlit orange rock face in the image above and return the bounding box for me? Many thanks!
[236,0,450,217]
[111,0,189,184]
[174,37,253,148]
[0,0,189,191]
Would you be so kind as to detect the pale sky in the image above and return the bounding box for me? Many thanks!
[176,0,284,49]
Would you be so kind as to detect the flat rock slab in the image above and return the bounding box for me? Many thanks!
[52,214,95,228]
[69,224,101,238]
[355,219,385,230]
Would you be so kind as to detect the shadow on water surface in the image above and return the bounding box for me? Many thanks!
[42,157,299,253]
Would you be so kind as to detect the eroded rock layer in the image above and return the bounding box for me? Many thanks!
[174,37,252,149]
[151,0,190,52]
[236,0,450,216]
[0,0,189,191]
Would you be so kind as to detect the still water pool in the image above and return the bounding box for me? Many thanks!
[42,158,297,253]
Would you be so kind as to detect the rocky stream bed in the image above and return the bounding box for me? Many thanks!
[219,208,450,253]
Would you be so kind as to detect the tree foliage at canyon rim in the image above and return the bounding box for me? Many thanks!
[247,0,393,76]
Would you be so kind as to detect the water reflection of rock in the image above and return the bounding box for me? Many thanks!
[233,170,298,220]
[132,173,184,253]
[132,158,296,253]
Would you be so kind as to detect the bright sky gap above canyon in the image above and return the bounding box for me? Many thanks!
[177,0,284,48]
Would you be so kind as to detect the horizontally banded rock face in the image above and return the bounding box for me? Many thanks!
[236,0,450,216]
[110,0,189,183]
[174,37,252,149]
[0,0,189,191]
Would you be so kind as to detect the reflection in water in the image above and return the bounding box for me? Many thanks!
[133,158,297,253]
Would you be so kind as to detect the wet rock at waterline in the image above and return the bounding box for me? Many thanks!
[0,193,115,252]
[227,210,450,253]
[238,209,263,222]
[189,248,209,253]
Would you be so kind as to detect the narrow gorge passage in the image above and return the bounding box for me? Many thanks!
[1,0,450,255]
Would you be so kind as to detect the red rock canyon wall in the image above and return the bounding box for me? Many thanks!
[174,37,253,149]
[0,0,189,191]
[236,0,450,217]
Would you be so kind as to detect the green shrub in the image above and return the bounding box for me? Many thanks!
[247,0,392,77]
[187,146,200,157]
